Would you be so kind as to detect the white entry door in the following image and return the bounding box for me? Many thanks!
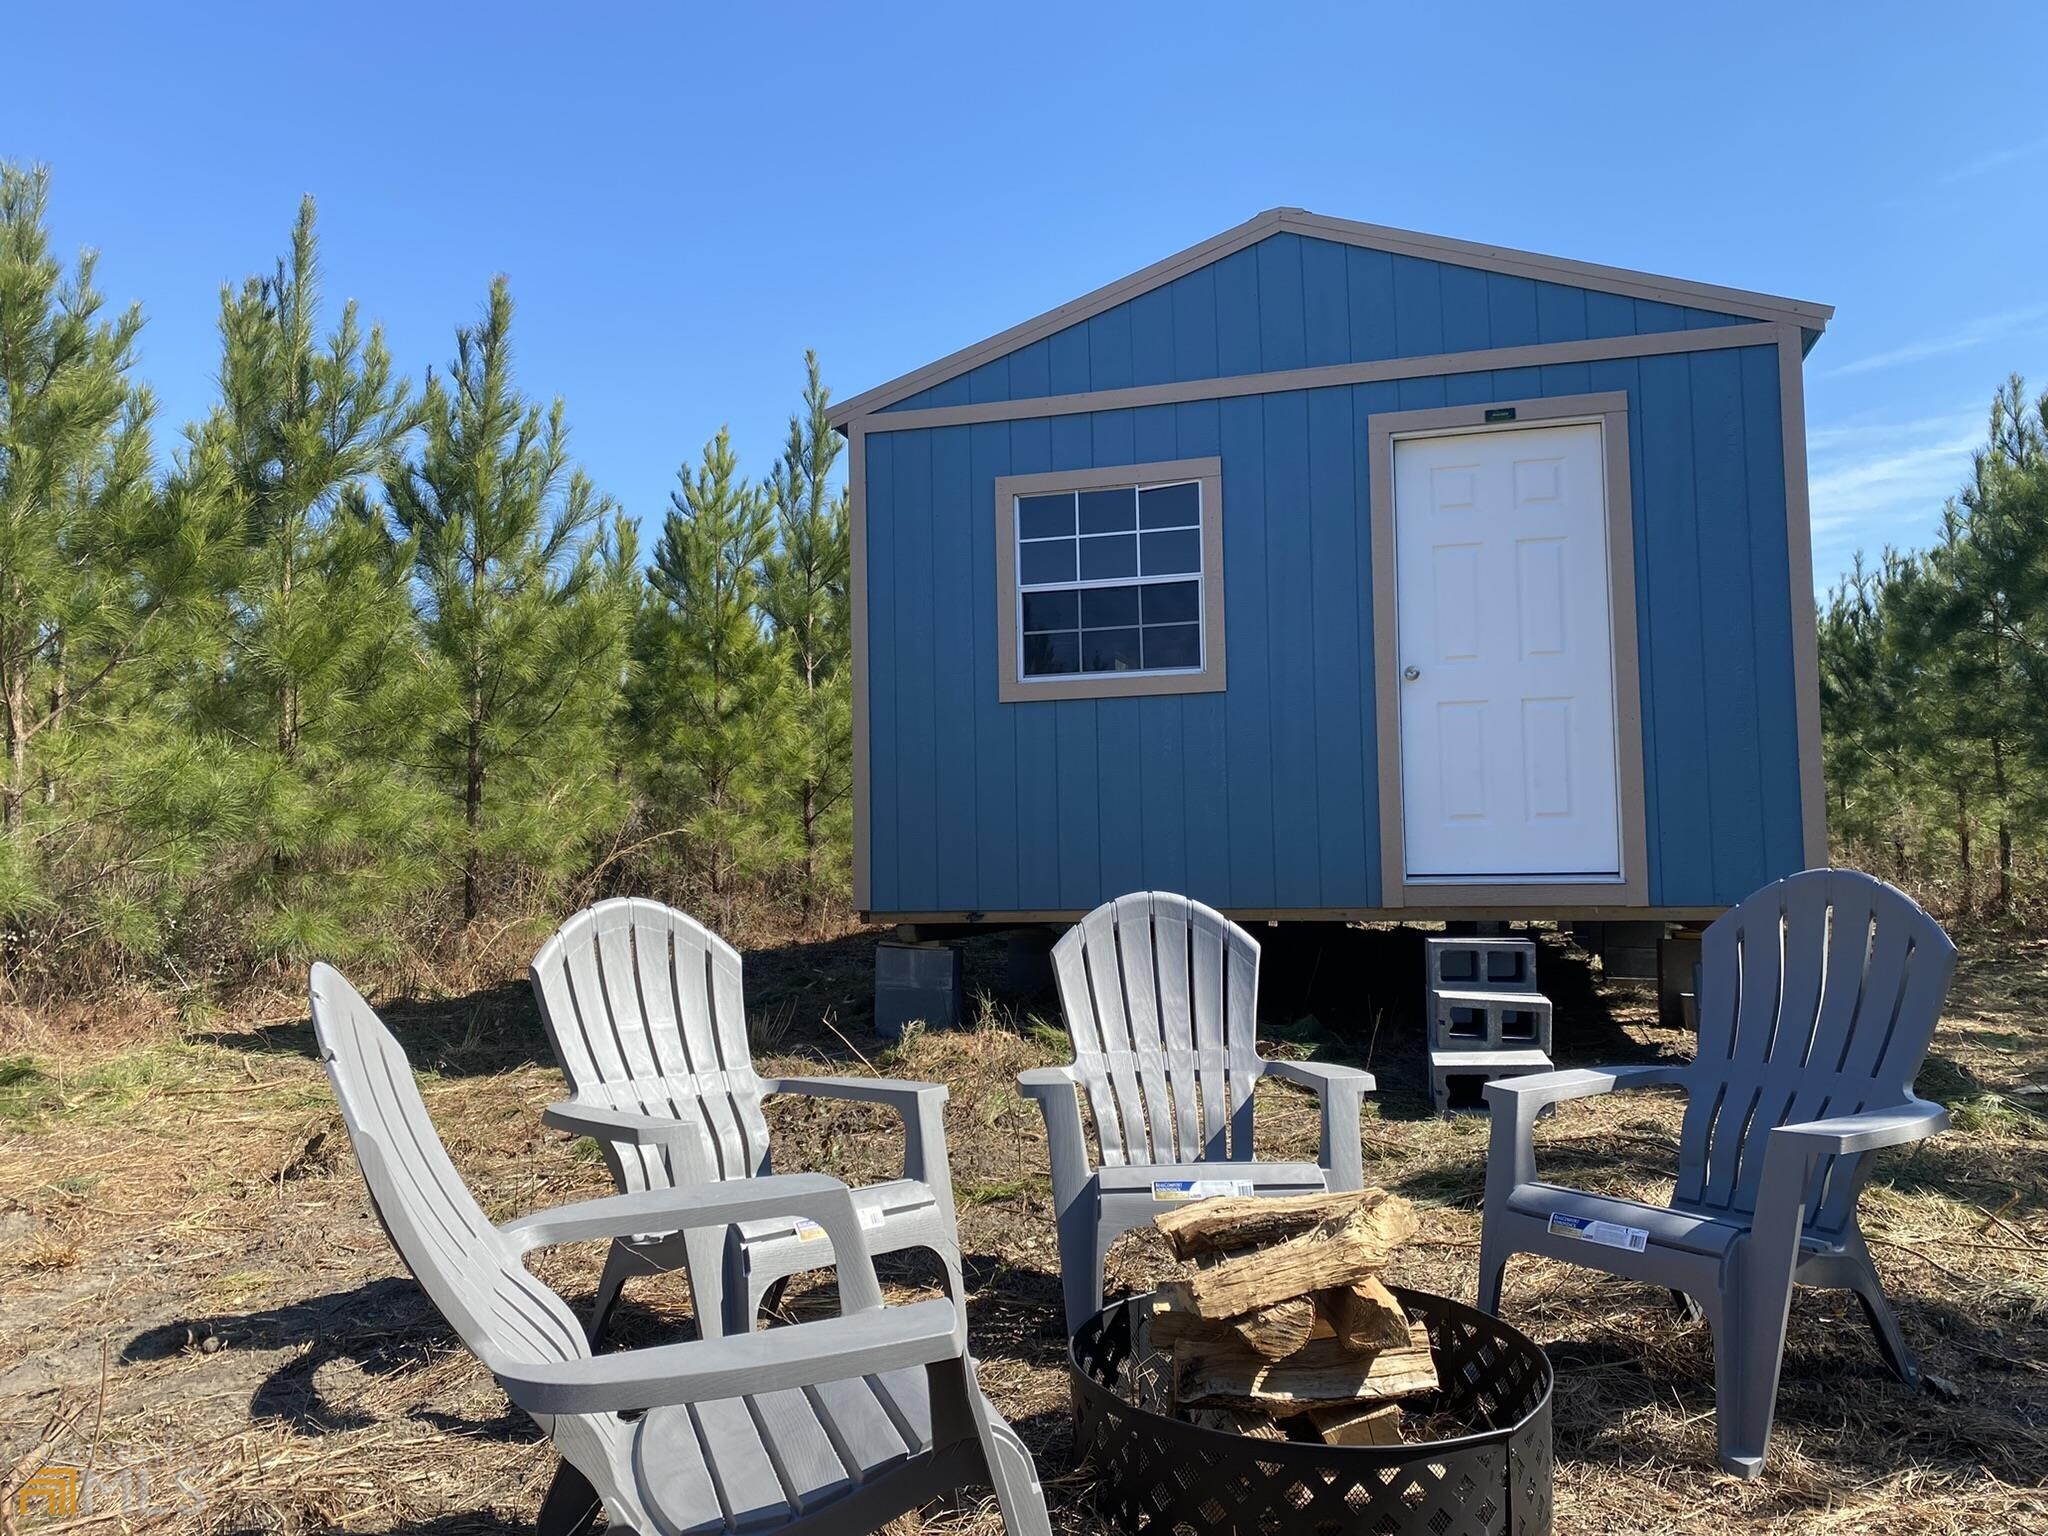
[1392,421,1622,880]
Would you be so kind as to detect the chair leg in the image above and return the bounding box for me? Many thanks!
[1475,1231,1509,1316]
[535,1459,601,1536]
[1057,1192,1106,1335]
[1847,1261,1920,1385]
[1712,1274,1795,1480]
[939,1244,966,1307]
[585,1241,637,1346]
[734,1259,775,1337]
[980,1406,1053,1536]
[683,1225,733,1339]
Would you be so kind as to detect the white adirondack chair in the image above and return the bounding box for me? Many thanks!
[1020,892,1376,1333]
[309,963,1051,1536]
[530,899,960,1342]
[1477,868,1956,1477]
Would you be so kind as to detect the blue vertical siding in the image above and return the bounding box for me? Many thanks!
[1175,400,1232,905]
[966,421,1017,910]
[1263,392,1320,903]
[866,434,898,905]
[929,426,978,910]
[1217,395,1277,907]
[864,342,1806,913]
[882,233,1753,412]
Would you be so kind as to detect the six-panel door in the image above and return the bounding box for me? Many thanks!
[1392,421,1623,881]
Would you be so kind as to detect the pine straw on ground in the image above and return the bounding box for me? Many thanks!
[1,924,2044,1535]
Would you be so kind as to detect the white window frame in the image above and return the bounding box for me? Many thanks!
[993,457,1227,703]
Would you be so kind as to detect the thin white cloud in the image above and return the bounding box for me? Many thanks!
[1939,134,2048,185]
[1805,403,1989,592]
[1824,303,2048,378]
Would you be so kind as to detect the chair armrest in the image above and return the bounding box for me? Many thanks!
[1772,1098,1948,1155]
[764,1075,954,1203]
[1263,1059,1374,1191]
[497,1172,878,1309]
[1482,1063,1690,1208]
[494,1297,963,1416]
[1016,1065,1079,1097]
[541,1100,718,1185]
[1483,1063,1689,1110]
[765,1075,948,1112]
[1016,1065,1095,1216]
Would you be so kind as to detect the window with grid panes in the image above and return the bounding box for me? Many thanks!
[1013,478,1205,678]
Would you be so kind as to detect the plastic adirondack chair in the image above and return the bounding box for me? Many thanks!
[309,963,1050,1536]
[530,899,961,1342]
[1019,892,1376,1333]
[1476,868,1957,1477]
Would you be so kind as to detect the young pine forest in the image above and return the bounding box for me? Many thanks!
[0,164,848,996]
[2,161,2045,1007]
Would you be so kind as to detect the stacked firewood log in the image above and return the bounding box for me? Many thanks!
[1137,1188,1438,1446]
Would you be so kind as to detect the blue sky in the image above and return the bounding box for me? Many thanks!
[5,3,2043,593]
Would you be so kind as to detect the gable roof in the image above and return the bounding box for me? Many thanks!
[832,206,1833,426]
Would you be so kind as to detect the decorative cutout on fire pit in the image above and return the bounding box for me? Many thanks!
[1071,1286,1553,1536]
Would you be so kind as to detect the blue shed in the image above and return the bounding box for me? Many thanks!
[832,208,1832,926]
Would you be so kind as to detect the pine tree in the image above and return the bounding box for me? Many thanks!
[0,163,234,960]
[1931,377,2048,911]
[389,277,636,923]
[190,197,440,962]
[630,428,790,924]
[761,353,852,924]
[0,163,148,831]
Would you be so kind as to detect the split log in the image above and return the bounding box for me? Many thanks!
[1154,1187,1405,1261]
[1141,1291,1317,1360]
[1309,1402,1404,1447]
[1186,1405,1287,1440]
[1176,1197,1419,1318]
[1174,1321,1438,1412]
[1320,1277,1411,1354]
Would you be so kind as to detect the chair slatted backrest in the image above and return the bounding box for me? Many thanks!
[1674,869,1957,1235]
[1050,893,1262,1166]
[309,964,591,1382]
[531,899,772,1188]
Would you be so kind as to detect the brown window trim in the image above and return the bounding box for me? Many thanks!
[993,457,1226,702]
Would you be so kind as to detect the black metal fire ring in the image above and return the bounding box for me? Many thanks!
[1069,1285,1554,1536]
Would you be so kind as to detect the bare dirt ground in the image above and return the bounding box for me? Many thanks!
[1,923,2044,1535]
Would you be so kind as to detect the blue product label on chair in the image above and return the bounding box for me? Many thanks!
[1548,1212,1648,1252]
[1152,1179,1255,1201]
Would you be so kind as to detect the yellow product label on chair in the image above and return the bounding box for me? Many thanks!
[1152,1179,1255,1201]
[1548,1212,1648,1252]
[792,1218,830,1242]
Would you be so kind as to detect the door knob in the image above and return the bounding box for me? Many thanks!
[1403,665,1421,682]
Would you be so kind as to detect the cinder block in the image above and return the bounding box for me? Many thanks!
[1424,935,1538,994]
[1595,921,1664,981]
[1430,988,1553,1055]
[1659,932,1703,1032]
[874,940,962,1040]
[1429,1048,1554,1116]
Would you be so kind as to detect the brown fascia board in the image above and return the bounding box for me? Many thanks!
[830,206,1833,429]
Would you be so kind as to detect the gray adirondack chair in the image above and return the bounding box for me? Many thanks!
[1020,892,1376,1333]
[308,963,1051,1536]
[1476,868,1956,1477]
[530,899,960,1342]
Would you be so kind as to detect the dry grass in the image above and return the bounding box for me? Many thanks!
[1,924,2044,1534]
